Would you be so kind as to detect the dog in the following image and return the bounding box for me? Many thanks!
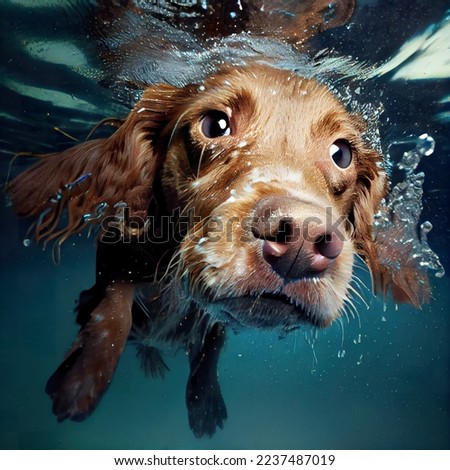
[6,2,437,438]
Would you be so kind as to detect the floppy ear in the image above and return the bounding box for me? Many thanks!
[350,147,436,308]
[7,83,192,250]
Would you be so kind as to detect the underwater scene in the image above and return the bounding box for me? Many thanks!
[0,0,449,450]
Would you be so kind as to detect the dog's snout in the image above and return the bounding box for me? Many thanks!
[251,196,344,280]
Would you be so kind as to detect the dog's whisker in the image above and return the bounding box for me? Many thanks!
[336,316,346,349]
[348,281,370,309]
[344,289,362,329]
[167,108,190,151]
[350,271,370,290]
[343,295,358,321]
[196,144,207,179]
[303,328,319,367]
[158,254,183,284]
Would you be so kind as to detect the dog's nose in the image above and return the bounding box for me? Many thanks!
[251,196,344,280]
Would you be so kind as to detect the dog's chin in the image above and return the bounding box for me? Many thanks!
[204,292,336,330]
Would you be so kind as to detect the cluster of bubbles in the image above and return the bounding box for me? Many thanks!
[375,133,445,279]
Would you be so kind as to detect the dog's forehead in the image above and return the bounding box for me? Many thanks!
[198,66,340,108]
[190,65,349,136]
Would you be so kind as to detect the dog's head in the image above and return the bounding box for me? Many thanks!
[10,64,428,330]
[154,65,386,328]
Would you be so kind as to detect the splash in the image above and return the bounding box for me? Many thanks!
[373,133,445,305]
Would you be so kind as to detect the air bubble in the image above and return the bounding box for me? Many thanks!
[396,134,435,173]
[420,221,432,234]
[418,133,435,156]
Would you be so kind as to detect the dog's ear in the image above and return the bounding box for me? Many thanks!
[350,147,435,308]
[7,83,193,249]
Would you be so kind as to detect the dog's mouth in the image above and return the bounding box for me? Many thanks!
[256,291,303,309]
[208,291,321,329]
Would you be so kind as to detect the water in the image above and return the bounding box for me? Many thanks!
[1,0,449,450]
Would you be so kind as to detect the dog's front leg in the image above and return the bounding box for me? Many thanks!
[186,321,227,438]
[46,282,134,421]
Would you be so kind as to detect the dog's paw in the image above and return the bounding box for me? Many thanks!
[186,376,228,438]
[45,347,114,422]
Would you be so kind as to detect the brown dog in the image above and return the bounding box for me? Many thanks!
[10,61,435,436]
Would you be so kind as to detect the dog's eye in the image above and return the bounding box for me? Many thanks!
[200,111,231,138]
[330,140,352,169]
